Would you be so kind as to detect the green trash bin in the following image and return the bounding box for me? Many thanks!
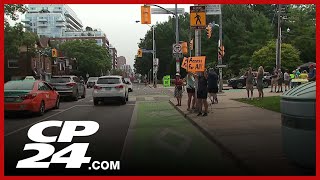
[280,81,316,168]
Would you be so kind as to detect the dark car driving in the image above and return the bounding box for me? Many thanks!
[228,72,271,89]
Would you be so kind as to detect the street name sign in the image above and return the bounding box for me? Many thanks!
[216,64,227,68]
[151,8,185,14]
[205,4,221,15]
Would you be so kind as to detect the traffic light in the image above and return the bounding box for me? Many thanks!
[52,48,57,57]
[137,49,143,57]
[181,41,188,55]
[189,39,193,51]
[141,6,151,24]
[206,25,212,38]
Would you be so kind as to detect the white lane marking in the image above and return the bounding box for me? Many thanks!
[130,97,137,101]
[51,109,65,112]
[5,105,77,137]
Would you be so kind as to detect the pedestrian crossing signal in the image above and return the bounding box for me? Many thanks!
[137,49,143,57]
[206,25,212,39]
[52,48,57,57]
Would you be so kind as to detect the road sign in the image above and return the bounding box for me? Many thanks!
[142,49,154,53]
[216,64,227,68]
[190,6,206,29]
[151,8,185,15]
[172,44,182,54]
[205,4,221,15]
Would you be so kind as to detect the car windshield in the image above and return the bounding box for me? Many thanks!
[5,81,35,90]
[50,77,71,83]
[97,78,121,84]
[88,77,98,81]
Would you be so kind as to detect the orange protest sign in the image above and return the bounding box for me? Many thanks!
[181,57,188,70]
[187,56,206,72]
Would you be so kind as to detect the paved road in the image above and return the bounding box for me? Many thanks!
[4,83,243,175]
[5,87,136,175]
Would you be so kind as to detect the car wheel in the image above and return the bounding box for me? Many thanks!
[37,101,45,116]
[54,97,60,109]
[121,97,127,105]
[93,98,99,106]
[236,82,243,89]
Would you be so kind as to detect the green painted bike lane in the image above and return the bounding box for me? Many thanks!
[121,101,245,175]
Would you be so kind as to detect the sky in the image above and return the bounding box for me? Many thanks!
[67,4,192,69]
[10,4,193,69]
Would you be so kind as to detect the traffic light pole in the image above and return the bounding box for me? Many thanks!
[175,4,180,74]
[218,10,223,93]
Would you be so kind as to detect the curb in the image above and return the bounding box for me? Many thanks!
[169,100,254,175]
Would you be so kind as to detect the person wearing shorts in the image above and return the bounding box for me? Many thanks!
[207,68,219,104]
[186,73,196,111]
[270,69,278,92]
[283,70,290,91]
[195,71,208,116]
[277,69,283,93]
[244,67,254,100]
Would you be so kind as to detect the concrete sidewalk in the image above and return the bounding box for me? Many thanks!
[169,90,314,175]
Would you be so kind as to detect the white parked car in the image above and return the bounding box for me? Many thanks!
[124,78,133,92]
[92,76,129,105]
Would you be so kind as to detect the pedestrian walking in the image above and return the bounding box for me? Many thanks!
[244,67,254,100]
[185,72,196,111]
[256,66,264,99]
[194,71,209,116]
[174,73,183,106]
[270,68,278,92]
[207,68,219,104]
[277,69,283,93]
[284,70,290,91]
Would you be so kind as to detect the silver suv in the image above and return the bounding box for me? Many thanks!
[49,76,86,101]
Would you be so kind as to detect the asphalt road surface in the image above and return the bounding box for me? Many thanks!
[5,85,139,175]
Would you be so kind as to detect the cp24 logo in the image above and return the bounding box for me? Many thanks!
[16,120,99,168]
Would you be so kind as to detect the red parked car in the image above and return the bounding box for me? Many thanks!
[4,80,60,116]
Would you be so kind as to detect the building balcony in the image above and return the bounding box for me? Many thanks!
[37,18,48,22]
[38,23,48,27]
[56,23,66,27]
[56,18,66,22]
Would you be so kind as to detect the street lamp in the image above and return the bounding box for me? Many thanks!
[135,20,157,87]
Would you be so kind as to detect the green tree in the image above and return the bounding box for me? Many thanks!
[251,40,302,72]
[4,4,28,22]
[60,40,112,77]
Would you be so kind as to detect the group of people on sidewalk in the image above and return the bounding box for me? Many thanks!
[174,68,219,117]
[243,64,316,100]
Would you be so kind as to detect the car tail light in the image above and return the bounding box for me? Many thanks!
[94,85,102,90]
[115,85,124,89]
[67,82,76,87]
[21,93,37,100]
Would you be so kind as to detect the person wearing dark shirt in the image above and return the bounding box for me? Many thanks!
[308,64,316,82]
[195,71,209,116]
[207,68,219,104]
[174,73,183,106]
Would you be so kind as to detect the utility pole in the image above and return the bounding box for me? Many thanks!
[152,25,156,87]
[276,4,282,70]
[218,7,223,93]
[175,4,180,74]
